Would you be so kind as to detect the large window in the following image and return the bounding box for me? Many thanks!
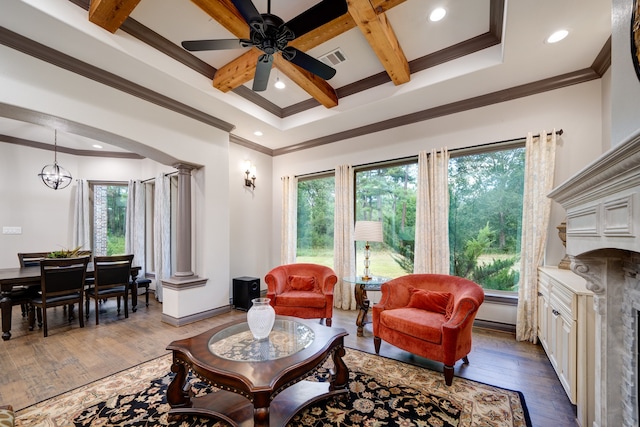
[355,162,417,279]
[90,183,128,256]
[448,147,525,293]
[294,144,525,293]
[296,175,335,267]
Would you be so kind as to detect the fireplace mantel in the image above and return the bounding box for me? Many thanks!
[549,132,640,256]
[549,131,640,427]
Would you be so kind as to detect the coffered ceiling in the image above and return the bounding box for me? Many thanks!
[0,0,611,156]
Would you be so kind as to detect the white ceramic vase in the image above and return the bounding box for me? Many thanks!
[247,298,275,340]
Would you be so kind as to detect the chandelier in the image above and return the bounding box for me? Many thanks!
[38,129,72,190]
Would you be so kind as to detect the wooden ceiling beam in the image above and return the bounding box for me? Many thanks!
[288,13,355,52]
[347,0,410,85]
[273,56,338,108]
[193,0,408,107]
[189,0,249,39]
[212,48,262,92]
[286,0,407,55]
[88,0,142,33]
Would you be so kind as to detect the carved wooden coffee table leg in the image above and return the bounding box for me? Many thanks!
[330,346,349,392]
[253,406,270,427]
[167,360,192,421]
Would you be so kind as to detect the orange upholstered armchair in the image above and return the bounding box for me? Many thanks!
[372,274,484,385]
[265,263,337,327]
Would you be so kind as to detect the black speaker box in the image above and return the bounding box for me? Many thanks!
[232,276,261,311]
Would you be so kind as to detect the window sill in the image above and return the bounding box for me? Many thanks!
[484,293,518,306]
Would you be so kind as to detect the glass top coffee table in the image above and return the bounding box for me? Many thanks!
[166,316,349,426]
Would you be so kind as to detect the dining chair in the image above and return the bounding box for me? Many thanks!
[16,252,51,317]
[17,252,50,267]
[28,256,90,337]
[18,251,92,315]
[86,254,134,325]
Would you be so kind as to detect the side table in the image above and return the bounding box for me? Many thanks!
[343,276,390,337]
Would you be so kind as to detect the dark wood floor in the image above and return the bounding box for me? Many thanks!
[0,295,577,426]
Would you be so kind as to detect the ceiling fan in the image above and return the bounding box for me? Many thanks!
[181,0,347,91]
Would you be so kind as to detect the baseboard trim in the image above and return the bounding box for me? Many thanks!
[161,305,231,327]
[473,319,516,333]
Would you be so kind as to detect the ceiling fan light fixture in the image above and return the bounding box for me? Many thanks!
[546,29,569,44]
[181,0,343,92]
[429,7,447,22]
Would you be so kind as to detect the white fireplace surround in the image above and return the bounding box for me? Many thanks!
[549,131,640,427]
[621,267,640,426]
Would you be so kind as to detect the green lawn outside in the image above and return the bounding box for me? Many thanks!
[296,248,409,279]
[297,249,520,282]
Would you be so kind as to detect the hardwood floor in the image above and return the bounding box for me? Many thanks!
[0,296,577,426]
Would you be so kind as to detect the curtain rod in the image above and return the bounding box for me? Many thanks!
[140,171,178,183]
[295,129,563,178]
[450,128,563,154]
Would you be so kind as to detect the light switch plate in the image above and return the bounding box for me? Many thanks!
[2,226,22,235]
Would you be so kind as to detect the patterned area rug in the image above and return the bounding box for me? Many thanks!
[15,349,531,426]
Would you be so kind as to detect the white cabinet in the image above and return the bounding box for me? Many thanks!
[537,267,595,427]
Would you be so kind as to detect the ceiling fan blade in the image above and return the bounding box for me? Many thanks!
[231,0,264,33]
[284,0,348,39]
[181,39,244,51]
[253,54,274,91]
[283,47,336,80]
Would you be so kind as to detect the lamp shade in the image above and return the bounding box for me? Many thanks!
[354,220,383,242]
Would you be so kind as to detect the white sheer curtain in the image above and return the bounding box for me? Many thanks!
[72,179,90,251]
[153,173,171,303]
[414,148,450,274]
[125,180,145,276]
[333,165,356,310]
[516,130,557,343]
[281,175,297,265]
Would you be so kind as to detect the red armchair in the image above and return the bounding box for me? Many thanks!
[372,274,484,385]
[265,263,337,326]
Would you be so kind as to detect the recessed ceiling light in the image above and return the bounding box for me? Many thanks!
[546,29,569,44]
[429,7,446,22]
[274,78,285,89]
[92,144,103,149]
[254,131,263,136]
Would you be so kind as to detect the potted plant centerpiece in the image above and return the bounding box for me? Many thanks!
[48,246,84,258]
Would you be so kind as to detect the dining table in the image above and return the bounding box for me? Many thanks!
[0,264,141,341]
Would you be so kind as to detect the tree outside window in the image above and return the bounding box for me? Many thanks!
[296,175,335,267]
[92,184,128,256]
[448,147,525,292]
[355,163,417,279]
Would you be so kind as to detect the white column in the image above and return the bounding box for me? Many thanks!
[173,163,194,278]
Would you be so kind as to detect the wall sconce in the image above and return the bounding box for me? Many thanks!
[243,161,256,189]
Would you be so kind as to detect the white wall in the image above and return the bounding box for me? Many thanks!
[612,0,640,146]
[601,67,612,151]
[228,143,273,295]
[271,80,606,324]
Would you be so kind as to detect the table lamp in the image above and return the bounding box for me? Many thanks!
[354,220,383,281]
